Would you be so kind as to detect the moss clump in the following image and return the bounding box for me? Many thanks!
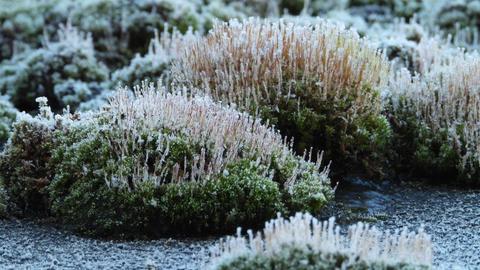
[48,129,284,237]
[387,107,477,185]
[209,213,432,270]
[1,88,333,238]
[215,245,429,270]
[174,20,391,178]
[260,86,392,177]
[0,24,109,112]
[0,115,56,216]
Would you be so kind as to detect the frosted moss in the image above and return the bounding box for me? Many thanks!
[0,23,109,112]
[174,19,392,177]
[0,85,333,237]
[208,213,432,270]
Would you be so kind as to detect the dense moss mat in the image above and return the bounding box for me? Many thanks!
[387,107,480,186]
[50,131,285,237]
[0,0,245,67]
[0,100,333,238]
[259,88,392,178]
[46,127,330,237]
[0,119,55,216]
[214,245,430,270]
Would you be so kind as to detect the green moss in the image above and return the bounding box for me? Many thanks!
[288,172,332,215]
[387,103,479,185]
[2,93,332,237]
[53,177,159,238]
[270,154,333,215]
[158,160,285,235]
[48,125,159,238]
[215,244,429,270]
[0,118,56,216]
[260,86,391,178]
[47,124,289,237]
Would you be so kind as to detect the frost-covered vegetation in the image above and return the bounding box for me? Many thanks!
[174,19,391,177]
[208,213,433,269]
[0,96,17,146]
[0,23,109,112]
[0,0,479,251]
[0,0,248,65]
[111,27,192,89]
[0,86,332,237]
[386,45,480,184]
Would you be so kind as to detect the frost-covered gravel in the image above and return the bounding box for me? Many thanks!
[337,178,480,270]
[383,186,480,270]
[0,220,215,269]
[1,180,478,269]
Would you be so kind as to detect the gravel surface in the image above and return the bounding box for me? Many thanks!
[337,178,480,270]
[0,220,216,269]
[383,186,480,270]
[0,179,478,269]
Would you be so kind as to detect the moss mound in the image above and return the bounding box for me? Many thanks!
[215,247,430,270]
[386,50,480,185]
[0,24,109,113]
[209,213,432,270]
[174,19,392,177]
[0,86,333,238]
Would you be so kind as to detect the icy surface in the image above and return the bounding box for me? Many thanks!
[337,179,480,270]
[0,220,215,269]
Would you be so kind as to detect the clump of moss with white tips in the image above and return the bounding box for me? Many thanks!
[386,44,480,185]
[208,213,433,270]
[0,23,109,113]
[0,84,333,238]
[174,19,392,177]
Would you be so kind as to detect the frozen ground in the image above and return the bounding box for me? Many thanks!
[337,178,480,270]
[0,220,215,269]
[0,180,478,269]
